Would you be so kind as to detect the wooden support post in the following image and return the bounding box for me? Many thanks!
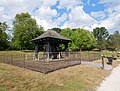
[47,52,49,60]
[46,42,50,61]
[65,43,68,59]
[59,52,61,59]
[35,44,39,60]
[38,52,39,61]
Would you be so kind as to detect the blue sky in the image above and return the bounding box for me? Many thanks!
[0,0,120,33]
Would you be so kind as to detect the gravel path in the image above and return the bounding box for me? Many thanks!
[81,61,112,70]
[97,64,120,91]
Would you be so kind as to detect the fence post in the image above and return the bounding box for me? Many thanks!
[101,55,104,69]
[59,52,61,59]
[4,55,5,63]
[88,51,90,62]
[38,52,40,61]
[79,52,81,61]
[32,53,34,60]
[24,54,26,68]
[68,52,70,59]
[47,52,50,60]
[11,54,13,65]
[76,51,78,59]
[25,54,27,61]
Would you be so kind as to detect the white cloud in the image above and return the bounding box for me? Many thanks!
[90,12,120,33]
[96,0,120,33]
[33,6,58,30]
[0,0,40,21]
[58,0,83,10]
[35,17,55,31]
[99,0,119,4]
[105,8,114,14]
[83,26,91,31]
[91,11,106,20]
[0,0,58,30]
[99,0,120,12]
[0,7,4,15]
[0,0,120,33]
[92,4,96,7]
[87,0,90,5]
[62,6,96,29]
[34,7,57,21]
[54,13,67,26]
[41,0,58,7]
[69,6,96,25]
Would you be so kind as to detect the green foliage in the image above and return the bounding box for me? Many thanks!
[72,29,96,51]
[93,27,109,50]
[60,28,96,51]
[108,31,120,50]
[0,22,9,50]
[12,12,44,50]
[51,28,62,34]
[60,28,75,50]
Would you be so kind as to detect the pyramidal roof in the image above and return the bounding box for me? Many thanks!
[32,29,71,41]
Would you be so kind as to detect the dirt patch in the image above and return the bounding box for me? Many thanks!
[1,59,81,74]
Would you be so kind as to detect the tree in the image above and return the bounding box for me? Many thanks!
[51,28,62,34]
[12,12,44,50]
[0,22,9,50]
[60,28,74,50]
[108,31,120,50]
[93,27,109,50]
[60,28,97,51]
[72,28,96,51]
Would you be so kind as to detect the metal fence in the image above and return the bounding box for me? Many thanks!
[0,51,101,73]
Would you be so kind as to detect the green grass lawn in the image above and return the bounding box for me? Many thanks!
[101,51,118,56]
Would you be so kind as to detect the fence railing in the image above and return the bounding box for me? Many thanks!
[0,51,101,63]
[0,51,101,73]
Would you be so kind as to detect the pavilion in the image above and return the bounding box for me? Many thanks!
[31,29,71,60]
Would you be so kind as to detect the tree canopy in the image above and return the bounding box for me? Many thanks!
[108,31,120,50]
[61,28,97,51]
[0,22,9,50]
[1,12,120,51]
[12,12,44,50]
[51,28,62,34]
[93,27,109,50]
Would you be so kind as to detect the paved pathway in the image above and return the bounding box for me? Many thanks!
[97,64,120,91]
[81,61,112,70]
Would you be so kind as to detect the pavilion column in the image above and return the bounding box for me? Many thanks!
[35,44,39,60]
[65,43,69,58]
[46,42,52,60]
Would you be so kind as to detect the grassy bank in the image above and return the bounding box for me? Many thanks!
[0,62,111,91]
[0,51,120,91]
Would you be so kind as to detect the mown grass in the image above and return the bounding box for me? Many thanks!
[0,61,116,91]
[101,51,118,56]
[0,51,120,91]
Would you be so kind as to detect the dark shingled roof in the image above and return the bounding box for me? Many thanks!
[32,29,71,41]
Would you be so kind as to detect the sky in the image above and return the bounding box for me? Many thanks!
[0,0,120,33]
